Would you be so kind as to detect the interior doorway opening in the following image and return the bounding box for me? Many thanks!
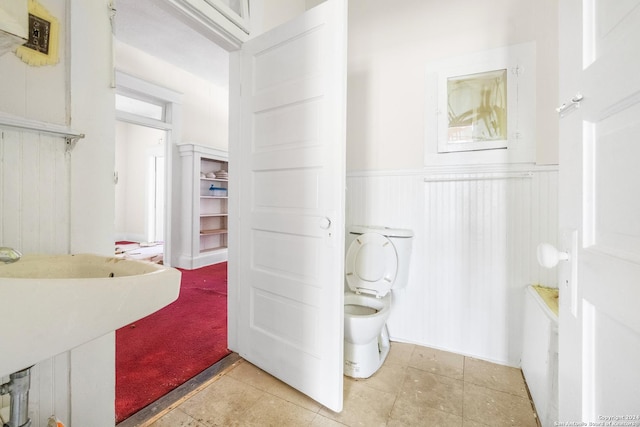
[113,1,235,421]
[114,72,183,266]
[114,120,166,254]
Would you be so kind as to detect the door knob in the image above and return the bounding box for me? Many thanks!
[319,217,332,230]
[537,243,570,268]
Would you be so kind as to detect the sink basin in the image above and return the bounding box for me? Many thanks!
[0,254,181,378]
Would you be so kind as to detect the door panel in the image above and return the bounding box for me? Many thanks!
[588,103,640,262]
[559,0,640,421]
[253,168,321,210]
[588,304,640,410]
[231,0,346,412]
[253,99,322,151]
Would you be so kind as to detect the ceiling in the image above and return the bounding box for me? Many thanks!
[115,0,230,87]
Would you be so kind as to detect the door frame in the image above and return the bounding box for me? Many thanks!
[147,145,165,243]
[115,71,183,266]
[155,0,254,357]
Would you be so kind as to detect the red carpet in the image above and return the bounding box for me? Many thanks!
[115,262,230,422]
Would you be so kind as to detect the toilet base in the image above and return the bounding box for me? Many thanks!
[344,324,390,378]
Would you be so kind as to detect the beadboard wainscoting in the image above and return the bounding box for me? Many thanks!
[0,130,71,254]
[0,129,72,424]
[346,164,558,366]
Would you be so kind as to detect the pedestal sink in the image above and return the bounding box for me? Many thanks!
[0,254,181,378]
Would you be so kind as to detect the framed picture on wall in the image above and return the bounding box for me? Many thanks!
[425,42,536,157]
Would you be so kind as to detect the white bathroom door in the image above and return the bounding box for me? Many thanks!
[231,0,347,412]
[558,0,640,420]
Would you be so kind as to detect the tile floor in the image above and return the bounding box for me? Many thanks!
[148,342,539,426]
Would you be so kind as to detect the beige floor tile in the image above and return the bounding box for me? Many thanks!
[310,414,348,426]
[463,382,537,427]
[228,360,323,412]
[147,346,538,427]
[351,361,407,394]
[268,378,324,412]
[178,375,264,426]
[319,379,395,427]
[385,342,416,367]
[227,360,282,391]
[408,346,465,380]
[462,419,490,427]
[388,399,463,426]
[398,366,464,417]
[148,408,207,427]
[463,357,528,397]
[238,393,318,426]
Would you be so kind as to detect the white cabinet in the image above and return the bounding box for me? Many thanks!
[0,0,27,56]
[178,143,228,269]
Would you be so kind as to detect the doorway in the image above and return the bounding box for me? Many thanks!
[114,72,183,266]
[113,0,349,420]
[114,120,166,254]
[113,1,232,421]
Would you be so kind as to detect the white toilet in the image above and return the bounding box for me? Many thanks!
[344,225,413,378]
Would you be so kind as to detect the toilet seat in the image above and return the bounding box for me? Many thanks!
[345,232,398,297]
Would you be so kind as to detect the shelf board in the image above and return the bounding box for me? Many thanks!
[200,177,228,182]
[200,245,229,253]
[200,228,228,235]
[200,196,228,199]
[200,213,228,218]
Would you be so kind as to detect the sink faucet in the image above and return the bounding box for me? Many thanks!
[0,247,22,264]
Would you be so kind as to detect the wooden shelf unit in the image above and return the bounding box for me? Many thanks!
[178,143,228,269]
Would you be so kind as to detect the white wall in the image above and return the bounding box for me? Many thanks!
[347,0,559,171]
[67,2,117,422]
[343,0,560,366]
[347,166,558,366]
[1,0,117,424]
[0,130,72,424]
[0,0,73,422]
[116,41,229,151]
[0,0,66,124]
[115,122,165,242]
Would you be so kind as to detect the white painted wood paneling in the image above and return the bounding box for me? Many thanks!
[346,165,558,366]
[27,353,71,427]
[0,130,71,425]
[0,130,70,253]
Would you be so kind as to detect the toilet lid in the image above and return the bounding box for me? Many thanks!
[345,232,398,296]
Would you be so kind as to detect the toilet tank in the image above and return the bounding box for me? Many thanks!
[347,225,413,290]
